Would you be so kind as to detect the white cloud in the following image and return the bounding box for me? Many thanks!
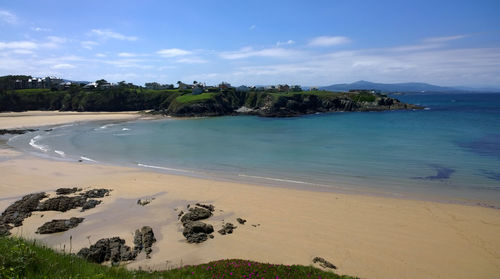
[0,41,38,50]
[276,40,295,46]
[308,36,350,47]
[423,35,466,43]
[95,53,107,57]
[176,57,208,64]
[118,52,136,57]
[157,48,192,57]
[42,36,67,49]
[220,47,302,60]
[52,63,76,69]
[90,29,138,41]
[81,41,99,50]
[32,27,51,32]
[0,10,17,24]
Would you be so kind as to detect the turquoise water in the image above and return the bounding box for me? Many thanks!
[9,93,500,205]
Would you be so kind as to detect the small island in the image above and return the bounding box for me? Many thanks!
[0,75,422,117]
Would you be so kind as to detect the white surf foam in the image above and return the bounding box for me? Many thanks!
[29,135,49,152]
[137,163,193,173]
[122,128,131,131]
[80,156,97,162]
[54,150,66,157]
[238,174,318,186]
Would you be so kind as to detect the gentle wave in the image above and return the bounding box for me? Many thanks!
[54,150,66,157]
[137,163,193,173]
[122,128,131,131]
[238,174,323,186]
[29,135,48,152]
[95,124,115,130]
[80,156,97,162]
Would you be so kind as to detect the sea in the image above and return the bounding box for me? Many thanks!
[7,93,500,206]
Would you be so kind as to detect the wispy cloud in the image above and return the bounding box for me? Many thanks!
[157,48,192,57]
[220,47,302,59]
[90,29,138,41]
[276,40,295,46]
[0,10,17,24]
[423,35,466,43]
[52,63,76,69]
[95,53,107,57]
[0,41,38,50]
[249,25,256,30]
[32,26,51,32]
[81,41,99,50]
[42,36,68,49]
[308,36,350,47]
[176,57,208,64]
[118,52,137,57]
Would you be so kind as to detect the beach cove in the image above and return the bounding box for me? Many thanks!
[1,111,500,279]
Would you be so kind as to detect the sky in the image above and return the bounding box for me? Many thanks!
[1,0,499,87]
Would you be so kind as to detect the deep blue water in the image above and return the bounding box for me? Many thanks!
[9,93,500,205]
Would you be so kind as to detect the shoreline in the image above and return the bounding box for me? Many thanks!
[1,112,500,278]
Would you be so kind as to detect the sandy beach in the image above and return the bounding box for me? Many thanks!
[1,112,500,279]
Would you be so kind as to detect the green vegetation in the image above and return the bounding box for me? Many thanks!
[0,236,354,279]
[175,93,216,104]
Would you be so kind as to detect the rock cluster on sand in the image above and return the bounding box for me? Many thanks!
[236,218,246,225]
[312,257,337,269]
[133,226,156,258]
[56,187,81,195]
[0,192,47,236]
[77,237,136,266]
[180,204,215,243]
[0,188,110,236]
[0,129,37,135]
[78,226,157,264]
[218,223,237,235]
[36,217,84,234]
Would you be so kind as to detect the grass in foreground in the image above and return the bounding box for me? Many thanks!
[0,236,355,279]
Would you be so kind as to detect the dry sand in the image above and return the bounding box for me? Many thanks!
[0,113,499,279]
[0,111,142,129]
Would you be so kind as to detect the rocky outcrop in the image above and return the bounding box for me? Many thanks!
[36,217,84,234]
[56,187,81,195]
[236,218,246,225]
[77,237,136,265]
[195,203,215,212]
[37,195,87,212]
[0,129,37,135]
[81,189,110,199]
[180,207,212,224]
[0,192,47,235]
[182,221,214,243]
[218,223,236,235]
[81,199,101,212]
[133,226,156,258]
[312,257,337,269]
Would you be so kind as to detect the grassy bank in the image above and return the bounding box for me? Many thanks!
[0,236,354,279]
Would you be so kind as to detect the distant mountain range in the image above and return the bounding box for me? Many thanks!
[319,80,500,93]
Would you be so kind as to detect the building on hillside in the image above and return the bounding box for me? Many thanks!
[219,82,232,90]
[192,83,205,95]
[236,85,250,92]
[277,84,290,92]
[310,86,318,91]
[291,85,302,92]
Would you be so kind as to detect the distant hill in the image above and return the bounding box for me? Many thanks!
[319,80,497,93]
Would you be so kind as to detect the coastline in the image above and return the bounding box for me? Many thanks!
[1,112,500,278]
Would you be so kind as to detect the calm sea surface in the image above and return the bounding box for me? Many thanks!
[9,93,500,205]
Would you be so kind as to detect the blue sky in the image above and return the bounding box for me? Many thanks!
[1,0,499,87]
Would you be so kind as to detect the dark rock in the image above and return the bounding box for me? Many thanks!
[133,226,157,258]
[0,192,47,229]
[81,189,110,199]
[81,199,101,212]
[182,221,214,243]
[37,195,87,212]
[180,207,212,224]
[0,129,37,135]
[137,198,153,206]
[36,217,84,234]
[56,187,81,195]
[177,210,184,219]
[0,223,12,236]
[77,237,136,265]
[236,218,246,225]
[195,203,215,212]
[218,223,236,235]
[312,257,337,269]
